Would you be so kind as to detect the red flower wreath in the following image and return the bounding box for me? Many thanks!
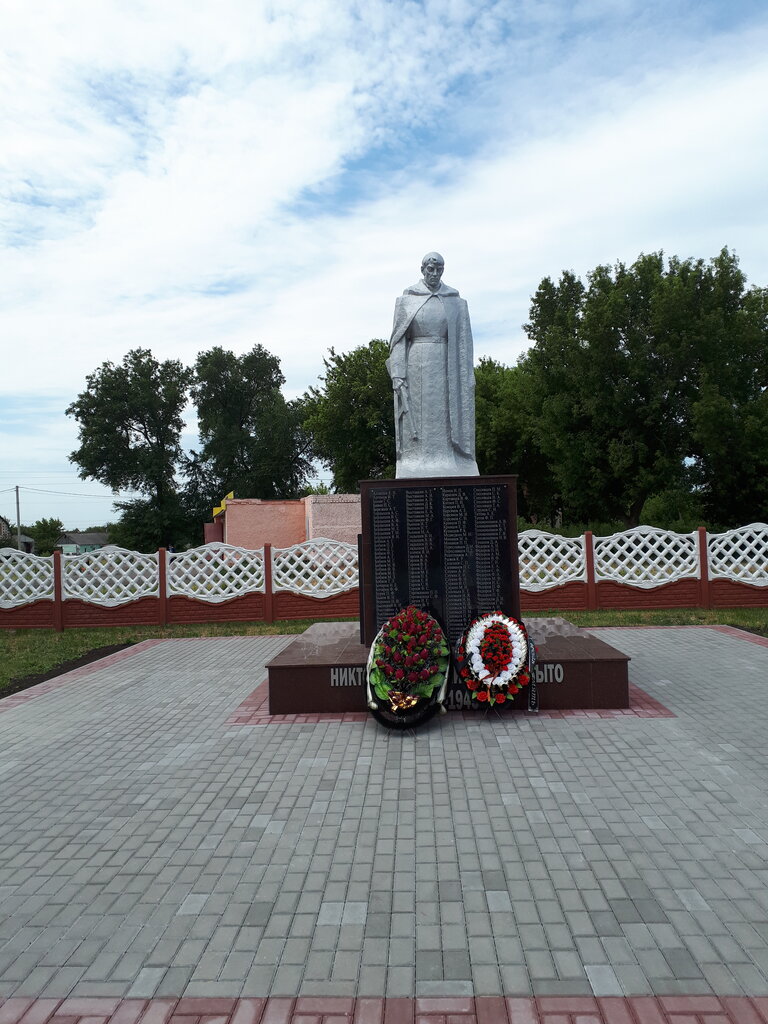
[457,611,530,707]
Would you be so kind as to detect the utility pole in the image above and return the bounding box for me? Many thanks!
[15,485,21,550]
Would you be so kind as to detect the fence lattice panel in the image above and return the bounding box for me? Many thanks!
[272,538,358,597]
[594,526,699,588]
[517,531,586,591]
[0,549,55,608]
[62,547,159,606]
[168,543,264,602]
[708,523,768,586]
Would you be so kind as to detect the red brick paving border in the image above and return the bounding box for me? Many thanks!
[706,625,768,648]
[225,678,368,725]
[224,679,673,726]
[3,996,768,1024]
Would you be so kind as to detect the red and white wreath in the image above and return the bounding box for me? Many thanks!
[457,612,530,706]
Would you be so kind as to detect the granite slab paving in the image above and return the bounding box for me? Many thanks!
[1,627,768,1012]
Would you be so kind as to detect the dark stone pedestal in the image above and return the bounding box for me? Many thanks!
[266,618,630,714]
[267,622,369,715]
[359,475,521,647]
[533,617,630,709]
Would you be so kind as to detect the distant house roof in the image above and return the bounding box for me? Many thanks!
[57,531,110,548]
[0,517,34,549]
[0,519,34,551]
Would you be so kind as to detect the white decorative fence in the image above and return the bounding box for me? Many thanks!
[593,526,700,589]
[2,525,768,626]
[62,548,159,606]
[168,543,264,603]
[708,524,768,585]
[517,530,587,591]
[0,549,54,608]
[272,538,358,596]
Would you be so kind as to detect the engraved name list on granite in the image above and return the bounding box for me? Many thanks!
[441,486,472,641]
[360,476,520,647]
[370,489,400,624]
[473,483,507,611]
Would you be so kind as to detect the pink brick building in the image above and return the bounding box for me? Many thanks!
[204,494,362,549]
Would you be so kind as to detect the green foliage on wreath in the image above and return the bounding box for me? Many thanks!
[370,655,448,701]
[369,607,450,702]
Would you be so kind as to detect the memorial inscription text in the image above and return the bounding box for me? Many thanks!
[368,482,514,643]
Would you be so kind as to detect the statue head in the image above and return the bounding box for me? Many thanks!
[421,252,444,292]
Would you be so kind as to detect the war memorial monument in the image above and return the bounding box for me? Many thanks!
[268,253,629,722]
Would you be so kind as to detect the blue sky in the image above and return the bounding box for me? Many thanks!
[1,0,768,531]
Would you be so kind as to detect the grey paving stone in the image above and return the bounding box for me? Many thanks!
[553,949,587,979]
[417,979,473,995]
[613,963,654,995]
[3,628,768,1000]
[126,966,166,997]
[500,962,532,993]
[317,901,344,925]
[365,913,390,937]
[386,964,414,996]
[177,893,208,915]
[472,963,502,994]
[303,949,333,979]
[388,936,414,966]
[272,963,305,994]
[415,950,442,981]
[585,962,624,995]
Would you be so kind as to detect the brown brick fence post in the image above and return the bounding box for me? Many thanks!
[52,549,64,632]
[158,548,168,625]
[584,530,598,610]
[697,526,712,608]
[263,544,274,624]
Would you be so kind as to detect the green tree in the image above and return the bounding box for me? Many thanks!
[67,348,192,549]
[26,517,64,556]
[639,482,703,532]
[687,264,768,527]
[303,340,395,491]
[474,357,552,522]
[186,345,312,509]
[106,496,198,552]
[299,482,331,496]
[522,249,768,527]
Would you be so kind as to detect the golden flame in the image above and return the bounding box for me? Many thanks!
[387,690,420,712]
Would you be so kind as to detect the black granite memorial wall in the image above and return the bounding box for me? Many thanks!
[359,476,521,647]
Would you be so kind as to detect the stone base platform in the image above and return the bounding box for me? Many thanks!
[522,616,630,710]
[266,618,629,715]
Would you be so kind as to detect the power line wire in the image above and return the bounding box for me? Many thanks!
[0,472,102,476]
[18,486,138,498]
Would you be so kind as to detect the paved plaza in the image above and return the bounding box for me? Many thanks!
[1,626,768,1023]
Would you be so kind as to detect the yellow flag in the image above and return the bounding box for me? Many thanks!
[212,492,234,517]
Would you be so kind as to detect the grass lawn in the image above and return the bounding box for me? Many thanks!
[0,618,346,695]
[536,606,768,631]
[1,607,766,697]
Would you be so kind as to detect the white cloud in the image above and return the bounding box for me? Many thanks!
[254,37,768,380]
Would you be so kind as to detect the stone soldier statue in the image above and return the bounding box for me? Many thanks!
[387,252,479,478]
